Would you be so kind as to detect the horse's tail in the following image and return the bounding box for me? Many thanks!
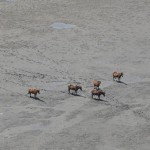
[91,80,95,83]
[28,88,31,94]
[68,84,71,86]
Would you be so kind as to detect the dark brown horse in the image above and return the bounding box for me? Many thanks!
[68,84,82,95]
[113,72,123,81]
[91,89,105,99]
[28,88,40,98]
[92,80,101,88]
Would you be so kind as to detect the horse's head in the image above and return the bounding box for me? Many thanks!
[37,89,40,94]
[78,86,82,91]
[121,72,123,77]
[100,91,105,97]
[98,81,101,84]
[103,91,105,97]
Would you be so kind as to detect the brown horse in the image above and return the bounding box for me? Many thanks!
[68,84,82,95]
[113,72,123,81]
[91,89,105,99]
[28,88,40,98]
[92,80,101,88]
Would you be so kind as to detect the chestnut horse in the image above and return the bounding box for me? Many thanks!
[28,88,40,98]
[68,84,82,95]
[92,80,101,88]
[91,89,105,99]
[113,72,123,81]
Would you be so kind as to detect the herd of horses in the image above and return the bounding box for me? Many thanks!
[28,71,123,100]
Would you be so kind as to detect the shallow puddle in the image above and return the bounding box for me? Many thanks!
[50,22,75,29]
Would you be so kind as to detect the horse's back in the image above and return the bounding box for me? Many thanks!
[92,80,101,85]
[68,84,76,90]
[91,89,98,94]
[28,88,37,94]
[92,80,97,84]
[113,71,117,75]
[113,72,119,77]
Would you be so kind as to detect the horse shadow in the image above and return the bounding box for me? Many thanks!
[70,93,86,98]
[116,80,128,85]
[29,96,45,103]
[92,97,108,102]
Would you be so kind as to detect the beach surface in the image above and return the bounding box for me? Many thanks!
[0,0,150,149]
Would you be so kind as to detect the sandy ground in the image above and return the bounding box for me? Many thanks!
[0,0,150,149]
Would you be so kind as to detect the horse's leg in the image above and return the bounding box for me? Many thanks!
[29,93,31,97]
[98,94,100,99]
[34,93,37,98]
[113,76,115,81]
[92,94,93,99]
[68,87,70,94]
[75,90,77,95]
